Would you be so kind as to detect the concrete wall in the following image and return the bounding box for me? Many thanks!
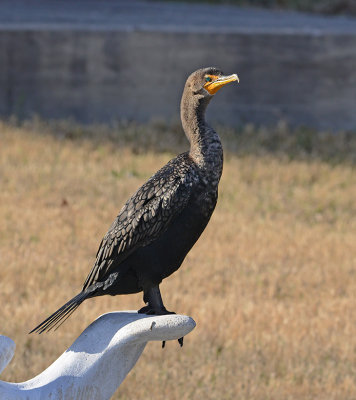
[1,19,356,131]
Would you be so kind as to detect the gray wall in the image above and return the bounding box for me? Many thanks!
[1,3,356,131]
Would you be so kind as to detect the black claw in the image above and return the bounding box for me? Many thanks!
[161,338,183,348]
[138,305,150,314]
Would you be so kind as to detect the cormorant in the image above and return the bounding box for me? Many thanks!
[30,67,239,337]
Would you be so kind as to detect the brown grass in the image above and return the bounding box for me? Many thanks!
[0,119,355,399]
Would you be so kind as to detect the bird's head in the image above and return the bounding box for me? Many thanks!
[185,67,239,98]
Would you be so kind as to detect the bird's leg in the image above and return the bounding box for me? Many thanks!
[138,285,174,315]
[138,285,184,348]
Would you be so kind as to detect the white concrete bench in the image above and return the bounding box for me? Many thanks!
[0,312,195,400]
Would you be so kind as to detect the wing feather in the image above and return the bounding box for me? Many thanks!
[83,154,197,290]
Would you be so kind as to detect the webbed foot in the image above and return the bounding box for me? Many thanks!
[138,305,175,315]
[139,285,182,347]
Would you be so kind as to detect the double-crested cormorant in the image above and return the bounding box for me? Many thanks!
[30,67,239,336]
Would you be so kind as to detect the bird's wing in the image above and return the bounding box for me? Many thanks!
[83,155,197,290]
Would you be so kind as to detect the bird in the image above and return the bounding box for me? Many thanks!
[30,67,239,338]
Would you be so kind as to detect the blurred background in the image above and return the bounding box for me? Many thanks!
[1,0,356,130]
[0,1,356,400]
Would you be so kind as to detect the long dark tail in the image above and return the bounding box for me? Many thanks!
[29,292,88,334]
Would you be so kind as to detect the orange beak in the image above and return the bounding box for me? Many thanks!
[204,74,239,95]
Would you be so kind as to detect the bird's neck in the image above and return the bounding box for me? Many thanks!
[180,94,223,170]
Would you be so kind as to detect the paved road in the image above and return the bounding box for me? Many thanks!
[1,0,356,34]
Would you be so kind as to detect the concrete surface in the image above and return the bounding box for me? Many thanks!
[0,336,15,376]
[0,312,196,400]
[0,0,356,130]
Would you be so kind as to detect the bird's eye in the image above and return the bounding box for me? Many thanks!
[205,76,212,82]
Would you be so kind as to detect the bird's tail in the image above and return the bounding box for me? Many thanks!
[29,291,88,334]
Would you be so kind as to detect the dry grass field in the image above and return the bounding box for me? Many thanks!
[0,119,355,399]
